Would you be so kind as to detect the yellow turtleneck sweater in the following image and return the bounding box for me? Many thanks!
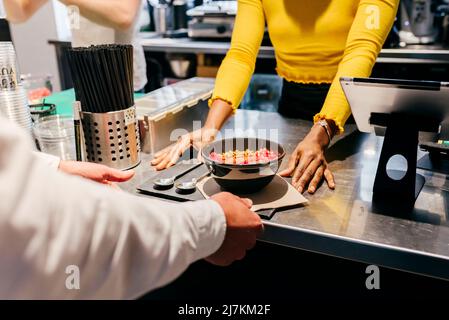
[210,0,399,133]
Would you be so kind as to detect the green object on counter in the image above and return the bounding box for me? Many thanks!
[43,89,145,116]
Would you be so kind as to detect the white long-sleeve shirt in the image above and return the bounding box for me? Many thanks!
[0,116,226,299]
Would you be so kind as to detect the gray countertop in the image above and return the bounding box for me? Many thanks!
[49,35,449,63]
[121,110,449,281]
[139,38,449,63]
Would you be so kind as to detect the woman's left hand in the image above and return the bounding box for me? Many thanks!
[279,122,335,194]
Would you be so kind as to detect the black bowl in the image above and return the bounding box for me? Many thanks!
[201,137,286,194]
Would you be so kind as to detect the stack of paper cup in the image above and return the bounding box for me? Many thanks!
[0,41,32,132]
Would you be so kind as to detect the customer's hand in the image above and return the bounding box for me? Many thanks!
[58,160,135,186]
[207,192,263,266]
[279,122,335,194]
[150,127,218,170]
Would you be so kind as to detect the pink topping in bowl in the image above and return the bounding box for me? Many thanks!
[209,148,278,165]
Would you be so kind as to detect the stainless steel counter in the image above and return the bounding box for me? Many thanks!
[121,110,449,281]
[139,37,449,64]
[49,36,449,64]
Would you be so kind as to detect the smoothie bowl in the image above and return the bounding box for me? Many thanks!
[201,137,286,193]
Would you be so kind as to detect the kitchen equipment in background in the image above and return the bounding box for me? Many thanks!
[399,0,439,45]
[0,84,33,133]
[67,44,141,170]
[148,0,189,38]
[33,115,76,160]
[168,53,194,78]
[21,74,53,105]
[187,1,236,39]
[384,16,401,48]
[153,0,173,34]
[0,41,20,90]
[135,77,214,154]
[146,0,156,32]
[169,59,191,78]
[436,0,449,45]
[201,137,286,193]
[173,0,188,30]
[241,74,282,113]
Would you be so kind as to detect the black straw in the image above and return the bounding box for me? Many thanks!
[67,44,134,113]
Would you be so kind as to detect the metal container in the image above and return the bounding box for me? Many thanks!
[153,2,172,34]
[135,77,214,154]
[187,1,236,39]
[80,106,141,170]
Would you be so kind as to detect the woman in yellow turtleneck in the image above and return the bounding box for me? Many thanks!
[152,0,399,194]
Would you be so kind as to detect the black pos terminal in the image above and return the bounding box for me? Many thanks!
[340,77,449,211]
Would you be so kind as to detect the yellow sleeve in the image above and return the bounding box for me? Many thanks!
[209,0,265,110]
[314,0,399,134]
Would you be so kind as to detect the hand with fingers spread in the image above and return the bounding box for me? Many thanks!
[58,160,135,186]
[150,128,217,171]
[279,120,336,194]
[206,192,263,266]
[151,99,234,170]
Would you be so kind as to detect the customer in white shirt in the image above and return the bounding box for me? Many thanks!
[0,116,263,299]
[5,0,147,91]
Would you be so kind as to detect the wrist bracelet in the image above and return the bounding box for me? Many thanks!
[317,119,332,145]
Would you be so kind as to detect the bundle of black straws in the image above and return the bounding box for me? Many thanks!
[68,44,134,113]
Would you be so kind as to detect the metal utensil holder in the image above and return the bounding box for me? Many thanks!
[80,106,141,170]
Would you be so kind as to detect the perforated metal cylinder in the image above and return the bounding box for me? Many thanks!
[80,106,141,170]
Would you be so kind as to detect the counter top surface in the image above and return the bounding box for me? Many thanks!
[138,37,449,63]
[49,35,449,63]
[121,110,449,280]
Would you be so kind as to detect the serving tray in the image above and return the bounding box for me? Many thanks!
[137,163,306,219]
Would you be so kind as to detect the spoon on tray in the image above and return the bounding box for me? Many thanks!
[153,160,202,189]
[153,176,178,189]
[175,171,211,193]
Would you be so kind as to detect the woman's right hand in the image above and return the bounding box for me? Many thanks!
[150,99,234,170]
[150,127,218,170]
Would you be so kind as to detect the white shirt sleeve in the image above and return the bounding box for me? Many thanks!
[0,117,226,299]
[32,151,61,169]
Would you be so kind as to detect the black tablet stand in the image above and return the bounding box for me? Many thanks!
[370,112,439,208]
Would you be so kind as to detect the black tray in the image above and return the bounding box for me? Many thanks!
[137,163,277,219]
